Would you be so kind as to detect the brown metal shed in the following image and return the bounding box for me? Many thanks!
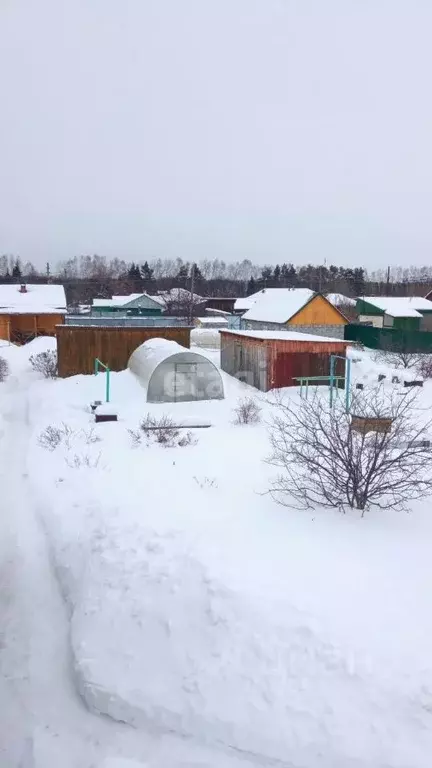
[56,324,192,378]
[220,330,349,391]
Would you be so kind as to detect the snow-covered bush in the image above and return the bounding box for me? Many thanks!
[30,349,58,378]
[129,415,197,448]
[38,423,74,451]
[267,387,432,514]
[233,396,261,425]
[0,356,9,382]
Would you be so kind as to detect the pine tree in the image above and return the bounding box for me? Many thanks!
[12,261,22,280]
[247,276,256,294]
[273,264,281,283]
[140,261,155,290]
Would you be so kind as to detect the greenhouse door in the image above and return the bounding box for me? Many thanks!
[173,362,198,402]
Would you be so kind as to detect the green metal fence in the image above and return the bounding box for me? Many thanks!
[345,324,432,352]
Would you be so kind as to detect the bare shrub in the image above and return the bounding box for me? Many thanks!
[267,387,432,515]
[80,427,101,445]
[38,423,75,451]
[30,350,58,378]
[233,396,262,425]
[0,356,9,382]
[416,355,432,380]
[178,431,198,447]
[129,415,198,448]
[65,452,102,469]
[141,414,180,446]
[128,428,143,447]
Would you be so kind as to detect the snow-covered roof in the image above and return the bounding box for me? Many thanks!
[326,293,356,307]
[0,283,67,314]
[196,316,228,325]
[242,288,315,324]
[360,296,432,318]
[220,329,348,343]
[155,288,204,306]
[93,294,143,308]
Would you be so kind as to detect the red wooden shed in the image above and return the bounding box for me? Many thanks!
[220,330,349,391]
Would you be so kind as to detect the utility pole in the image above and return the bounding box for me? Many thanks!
[188,263,195,325]
[386,266,391,296]
[46,262,51,282]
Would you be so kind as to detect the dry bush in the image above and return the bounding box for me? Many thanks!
[65,452,102,469]
[0,356,9,382]
[267,386,432,515]
[38,423,75,451]
[416,355,432,380]
[233,396,262,425]
[141,414,181,446]
[129,414,198,448]
[30,350,58,378]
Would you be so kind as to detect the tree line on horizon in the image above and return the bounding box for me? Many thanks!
[0,253,431,306]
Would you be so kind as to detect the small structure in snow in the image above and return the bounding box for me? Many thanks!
[220,330,349,391]
[0,283,67,343]
[95,404,118,423]
[128,338,224,403]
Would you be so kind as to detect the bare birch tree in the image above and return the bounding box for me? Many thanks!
[267,387,432,514]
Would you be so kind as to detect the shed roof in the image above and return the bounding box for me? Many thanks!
[220,329,348,344]
[0,283,67,314]
[241,289,316,323]
[359,296,432,318]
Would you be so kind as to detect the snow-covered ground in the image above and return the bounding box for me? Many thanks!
[1,339,432,766]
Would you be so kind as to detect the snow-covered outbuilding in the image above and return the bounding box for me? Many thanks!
[0,283,67,343]
[128,338,224,403]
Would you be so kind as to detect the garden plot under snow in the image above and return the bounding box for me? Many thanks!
[2,339,432,767]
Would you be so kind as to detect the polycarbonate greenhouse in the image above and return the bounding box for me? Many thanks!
[128,338,224,403]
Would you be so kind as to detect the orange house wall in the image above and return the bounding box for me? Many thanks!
[288,295,347,326]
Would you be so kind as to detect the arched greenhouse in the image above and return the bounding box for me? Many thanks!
[128,338,224,403]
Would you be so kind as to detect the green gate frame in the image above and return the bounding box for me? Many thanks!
[94,358,111,403]
[294,355,352,412]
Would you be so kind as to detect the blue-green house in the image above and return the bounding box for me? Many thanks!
[356,296,432,331]
[92,293,164,318]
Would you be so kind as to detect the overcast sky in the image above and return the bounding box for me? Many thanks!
[1,0,431,268]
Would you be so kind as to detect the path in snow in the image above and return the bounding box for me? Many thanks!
[0,375,260,768]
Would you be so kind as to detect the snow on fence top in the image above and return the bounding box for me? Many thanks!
[220,329,348,344]
[360,296,432,318]
[0,284,67,314]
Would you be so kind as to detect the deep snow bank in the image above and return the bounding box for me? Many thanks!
[24,359,432,768]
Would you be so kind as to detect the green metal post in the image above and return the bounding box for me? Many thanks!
[94,358,111,403]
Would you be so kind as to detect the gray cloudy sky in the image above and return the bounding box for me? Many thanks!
[1,0,431,268]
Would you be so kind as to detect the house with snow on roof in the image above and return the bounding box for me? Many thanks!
[241,288,348,339]
[91,293,164,317]
[356,296,432,331]
[0,283,67,343]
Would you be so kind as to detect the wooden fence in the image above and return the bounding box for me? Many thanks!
[56,325,192,378]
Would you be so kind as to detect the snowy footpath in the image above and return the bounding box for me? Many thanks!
[0,351,260,768]
[2,340,432,767]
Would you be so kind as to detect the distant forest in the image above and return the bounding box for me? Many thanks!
[0,254,431,306]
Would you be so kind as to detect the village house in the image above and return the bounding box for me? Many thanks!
[91,293,164,317]
[239,288,348,339]
[0,283,67,343]
[356,296,432,331]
